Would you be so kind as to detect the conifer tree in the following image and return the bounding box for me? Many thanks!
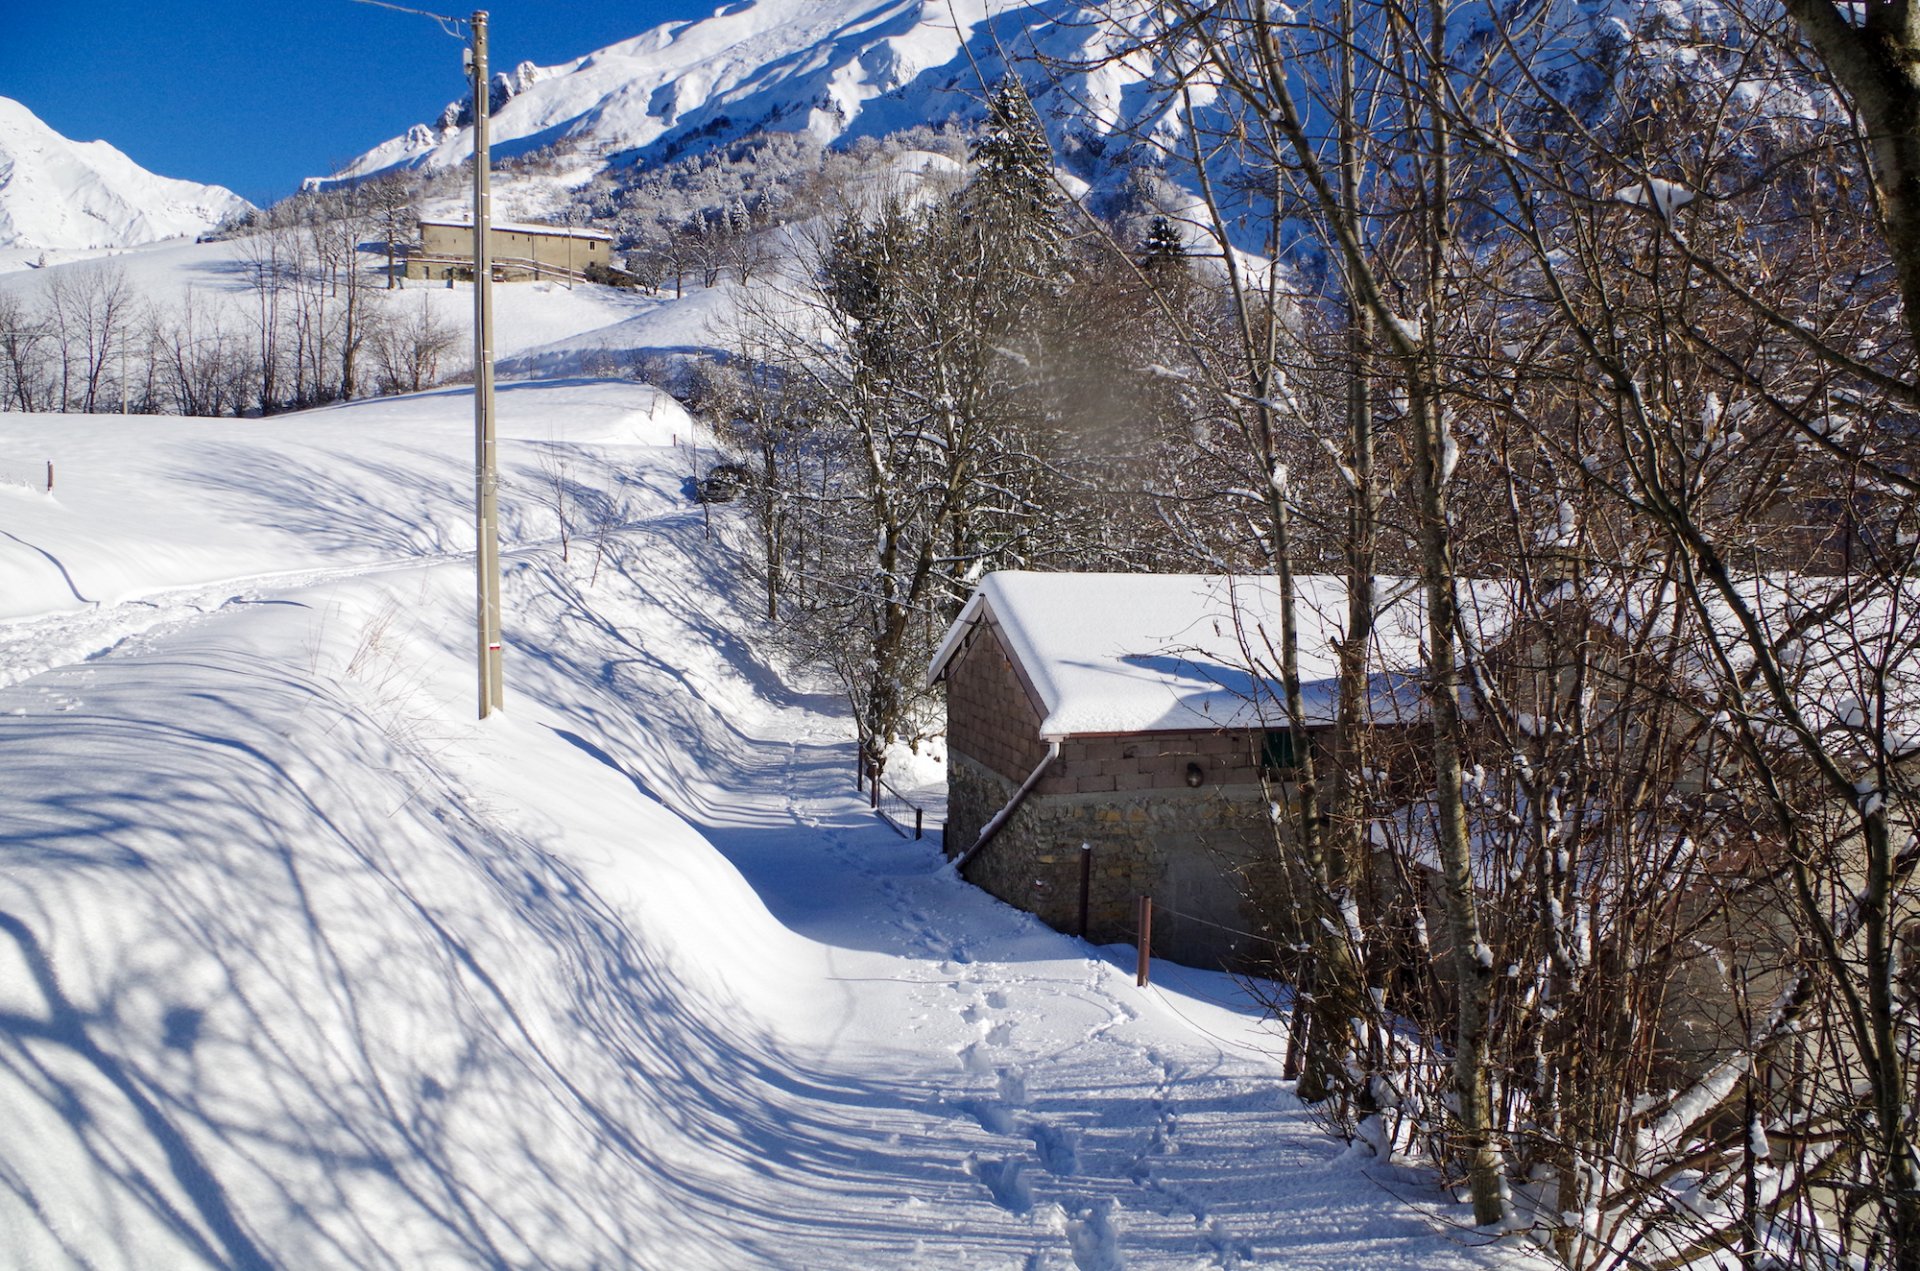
[966,77,1065,285]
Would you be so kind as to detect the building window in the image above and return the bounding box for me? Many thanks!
[1260,729,1304,774]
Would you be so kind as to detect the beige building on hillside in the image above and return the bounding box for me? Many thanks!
[404,219,612,283]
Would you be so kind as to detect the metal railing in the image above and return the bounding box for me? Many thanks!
[856,762,931,840]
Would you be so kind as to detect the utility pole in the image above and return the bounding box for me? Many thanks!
[469,9,504,718]
[348,0,501,719]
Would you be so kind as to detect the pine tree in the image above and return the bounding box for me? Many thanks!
[965,77,1064,284]
[1141,215,1184,271]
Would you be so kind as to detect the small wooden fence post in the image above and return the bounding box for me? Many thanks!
[45,461,53,493]
[913,806,923,840]
[1136,895,1153,987]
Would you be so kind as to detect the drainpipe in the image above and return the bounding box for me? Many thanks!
[954,740,1060,875]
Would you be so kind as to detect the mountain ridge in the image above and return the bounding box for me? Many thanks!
[317,0,1178,189]
[0,96,252,260]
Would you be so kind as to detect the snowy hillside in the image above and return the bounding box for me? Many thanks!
[323,0,1177,186]
[0,97,251,268]
[0,373,1541,1268]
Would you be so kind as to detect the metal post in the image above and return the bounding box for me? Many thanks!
[914,806,923,840]
[1136,895,1152,987]
[470,10,504,719]
[1078,843,1092,937]
[45,461,53,493]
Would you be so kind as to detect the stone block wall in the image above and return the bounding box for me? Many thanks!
[943,619,1051,782]
[950,753,1299,969]
[1032,731,1265,798]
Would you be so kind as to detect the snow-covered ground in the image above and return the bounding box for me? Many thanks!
[0,380,1538,1268]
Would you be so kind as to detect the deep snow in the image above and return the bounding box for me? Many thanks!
[0,377,1540,1268]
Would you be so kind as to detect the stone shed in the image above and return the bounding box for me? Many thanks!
[927,572,1428,969]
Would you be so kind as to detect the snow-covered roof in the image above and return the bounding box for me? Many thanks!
[928,572,1485,739]
[1591,572,1920,752]
[419,218,612,242]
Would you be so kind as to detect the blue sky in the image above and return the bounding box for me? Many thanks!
[3,2,715,206]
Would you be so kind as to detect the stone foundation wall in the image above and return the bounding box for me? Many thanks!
[949,752,1301,969]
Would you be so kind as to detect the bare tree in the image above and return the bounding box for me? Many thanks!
[44,262,133,413]
[0,290,51,412]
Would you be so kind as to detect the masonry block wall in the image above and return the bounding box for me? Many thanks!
[943,617,1305,969]
[409,223,611,281]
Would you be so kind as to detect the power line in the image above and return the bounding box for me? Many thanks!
[346,0,468,40]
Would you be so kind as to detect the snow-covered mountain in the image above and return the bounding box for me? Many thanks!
[0,96,252,260]
[322,0,1173,185]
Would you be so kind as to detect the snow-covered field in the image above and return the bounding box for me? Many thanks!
[0,378,1538,1268]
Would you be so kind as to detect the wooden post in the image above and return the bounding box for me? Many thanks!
[1136,895,1152,987]
[45,461,53,493]
[870,766,880,810]
[1078,843,1092,937]
[914,806,923,840]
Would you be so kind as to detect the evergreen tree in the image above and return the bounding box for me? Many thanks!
[1141,215,1184,270]
[965,77,1065,284]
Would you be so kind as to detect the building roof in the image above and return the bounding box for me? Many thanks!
[418,218,613,242]
[930,569,1920,753]
[927,572,1498,739]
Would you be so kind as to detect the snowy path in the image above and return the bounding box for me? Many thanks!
[0,384,1539,1269]
[496,467,1531,1269]
[0,556,454,692]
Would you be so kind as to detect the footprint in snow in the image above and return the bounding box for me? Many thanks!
[959,1096,1020,1135]
[1029,1120,1081,1177]
[1203,1216,1255,1268]
[957,1041,998,1074]
[967,1153,1034,1214]
[1042,1197,1126,1271]
[996,1068,1029,1107]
